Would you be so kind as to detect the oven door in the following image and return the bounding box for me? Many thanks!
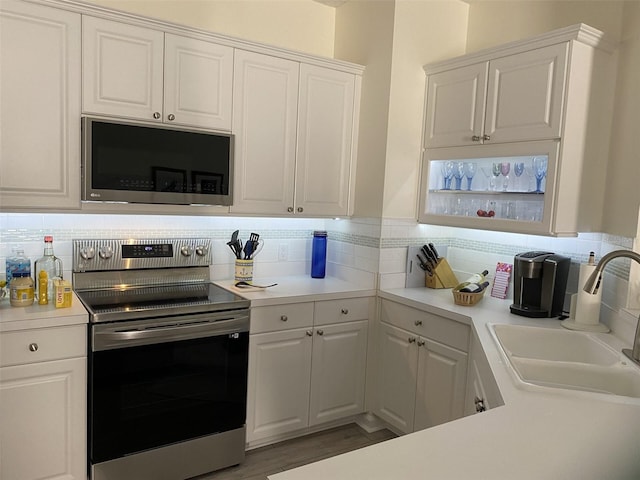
[89,310,249,465]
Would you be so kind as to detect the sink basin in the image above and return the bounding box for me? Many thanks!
[490,324,640,399]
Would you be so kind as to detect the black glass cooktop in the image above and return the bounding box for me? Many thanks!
[76,282,249,323]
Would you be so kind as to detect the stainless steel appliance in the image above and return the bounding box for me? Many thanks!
[510,251,570,318]
[73,238,250,480]
[82,116,234,206]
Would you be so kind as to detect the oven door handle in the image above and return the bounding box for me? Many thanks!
[92,314,249,351]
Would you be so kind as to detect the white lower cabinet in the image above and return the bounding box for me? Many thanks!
[0,324,87,480]
[464,329,504,416]
[246,298,370,445]
[376,299,469,434]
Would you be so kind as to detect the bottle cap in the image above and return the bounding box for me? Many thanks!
[313,231,327,237]
[44,235,53,242]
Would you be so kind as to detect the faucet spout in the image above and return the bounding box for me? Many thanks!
[583,249,640,366]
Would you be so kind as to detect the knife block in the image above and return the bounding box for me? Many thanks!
[425,258,458,289]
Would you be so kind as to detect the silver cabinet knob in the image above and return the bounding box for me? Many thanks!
[306,330,313,336]
[297,207,303,213]
[29,343,38,352]
[98,246,113,259]
[341,308,349,315]
[417,339,425,347]
[471,135,481,142]
[475,396,486,412]
[80,246,95,260]
[414,320,423,326]
[153,112,161,119]
[280,315,288,322]
[408,337,416,344]
[287,207,294,213]
[483,134,491,141]
[316,329,324,336]
[167,113,175,121]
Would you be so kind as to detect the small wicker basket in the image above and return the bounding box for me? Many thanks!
[452,287,486,306]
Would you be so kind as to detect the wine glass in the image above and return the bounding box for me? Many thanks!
[441,161,454,190]
[480,166,492,191]
[491,162,501,191]
[453,162,465,190]
[514,162,525,191]
[500,162,510,191]
[464,162,476,191]
[533,156,548,193]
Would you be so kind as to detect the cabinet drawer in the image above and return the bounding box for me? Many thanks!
[1,324,87,367]
[314,297,370,326]
[380,300,469,352]
[250,302,314,333]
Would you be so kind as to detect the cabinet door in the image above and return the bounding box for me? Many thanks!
[423,63,488,148]
[0,357,86,480]
[246,328,312,443]
[464,331,503,416]
[376,323,418,434]
[414,338,467,431]
[82,16,164,121]
[309,321,367,426]
[485,43,568,144]
[0,0,81,209]
[295,64,355,216]
[230,50,299,214]
[163,34,233,130]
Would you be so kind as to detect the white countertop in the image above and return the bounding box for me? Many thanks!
[270,287,640,480]
[0,292,88,332]
[215,276,376,306]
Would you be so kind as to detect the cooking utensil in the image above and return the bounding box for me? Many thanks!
[428,243,440,260]
[416,254,429,271]
[234,281,277,289]
[421,245,437,267]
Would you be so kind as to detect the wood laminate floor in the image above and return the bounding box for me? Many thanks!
[194,424,397,480]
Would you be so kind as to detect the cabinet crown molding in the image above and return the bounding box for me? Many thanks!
[423,23,616,75]
[26,0,365,75]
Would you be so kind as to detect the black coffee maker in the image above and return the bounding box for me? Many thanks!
[510,251,570,318]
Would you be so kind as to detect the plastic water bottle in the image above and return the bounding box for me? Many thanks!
[6,247,31,288]
[311,231,327,278]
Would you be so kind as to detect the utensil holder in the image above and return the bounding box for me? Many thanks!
[234,259,254,284]
[425,258,458,289]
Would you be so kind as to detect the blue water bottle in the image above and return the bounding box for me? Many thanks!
[311,231,327,278]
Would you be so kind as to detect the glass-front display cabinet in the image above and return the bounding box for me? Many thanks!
[418,141,564,235]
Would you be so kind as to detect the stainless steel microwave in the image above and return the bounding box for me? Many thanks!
[81,116,233,206]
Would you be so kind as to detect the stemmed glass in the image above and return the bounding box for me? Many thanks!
[453,162,465,190]
[464,162,476,191]
[514,162,525,191]
[480,166,492,191]
[441,161,454,190]
[533,156,548,193]
[491,163,501,191]
[500,162,510,191]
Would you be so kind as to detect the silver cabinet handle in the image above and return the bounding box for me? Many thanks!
[167,113,175,121]
[29,343,38,352]
[153,112,161,119]
[317,329,324,336]
[408,337,416,344]
[297,207,303,213]
[341,308,349,315]
[306,330,313,336]
[417,339,425,347]
[414,320,423,326]
[483,134,491,141]
[471,135,481,142]
[475,396,486,413]
[280,315,288,322]
[287,207,294,213]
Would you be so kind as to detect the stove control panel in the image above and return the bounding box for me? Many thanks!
[72,238,213,272]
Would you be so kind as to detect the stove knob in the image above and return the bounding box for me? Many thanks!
[80,246,95,260]
[180,245,193,257]
[99,246,113,259]
[195,245,208,256]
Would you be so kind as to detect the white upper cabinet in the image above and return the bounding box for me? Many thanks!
[424,43,567,148]
[420,24,617,236]
[0,0,81,210]
[295,64,356,216]
[83,16,233,130]
[231,52,360,217]
[231,50,299,214]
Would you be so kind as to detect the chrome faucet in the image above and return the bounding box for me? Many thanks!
[583,249,640,366]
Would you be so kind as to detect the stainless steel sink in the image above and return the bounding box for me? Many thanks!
[490,324,640,399]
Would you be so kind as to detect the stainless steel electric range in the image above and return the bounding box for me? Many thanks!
[73,238,250,480]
